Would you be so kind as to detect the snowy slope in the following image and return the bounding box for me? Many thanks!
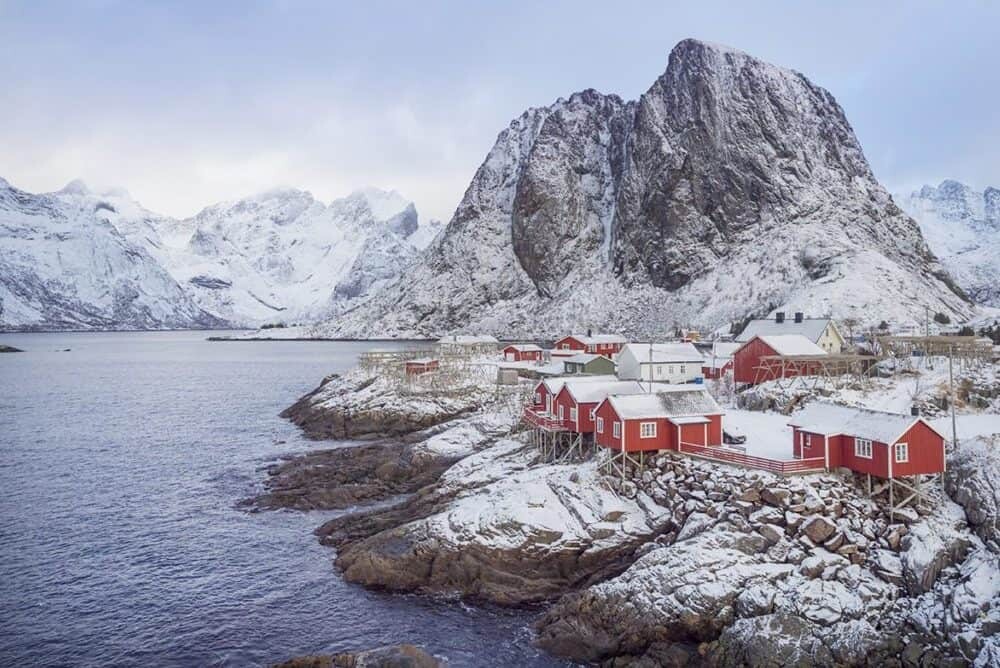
[0,178,223,331]
[147,187,436,326]
[896,180,1000,307]
[314,39,972,339]
[0,177,437,330]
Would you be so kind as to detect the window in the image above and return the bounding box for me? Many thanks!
[558,405,564,419]
[668,365,674,374]
[596,417,604,433]
[656,365,664,376]
[570,407,577,421]
[640,422,657,438]
[804,434,811,449]
[561,343,570,350]
[589,408,596,421]
[855,438,873,459]
[613,422,621,438]
[534,392,541,405]
[895,442,908,463]
[679,365,686,374]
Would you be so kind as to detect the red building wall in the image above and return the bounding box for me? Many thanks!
[839,436,889,477]
[594,400,623,450]
[733,338,779,384]
[503,346,542,362]
[891,421,946,476]
[554,336,587,353]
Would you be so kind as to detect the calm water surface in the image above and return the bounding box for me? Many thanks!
[0,331,561,666]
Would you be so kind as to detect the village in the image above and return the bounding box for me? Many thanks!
[387,313,1000,521]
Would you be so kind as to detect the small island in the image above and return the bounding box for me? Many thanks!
[0,344,24,353]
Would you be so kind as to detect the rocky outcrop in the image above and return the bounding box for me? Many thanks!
[946,434,1000,544]
[280,372,489,440]
[317,38,970,338]
[274,644,440,668]
[321,440,671,605]
[0,344,22,352]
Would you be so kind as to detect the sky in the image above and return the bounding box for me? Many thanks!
[1,1,998,223]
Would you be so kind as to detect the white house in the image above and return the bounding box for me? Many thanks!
[617,342,705,384]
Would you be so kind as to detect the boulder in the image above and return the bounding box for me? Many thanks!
[802,516,838,544]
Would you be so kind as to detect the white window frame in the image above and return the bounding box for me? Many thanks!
[855,438,873,459]
[668,365,674,374]
[640,421,657,438]
[679,365,685,374]
[894,442,908,463]
[589,408,596,421]
[613,422,621,438]
[804,434,811,449]
[534,392,541,405]
[558,405,565,420]
[569,407,578,421]
[596,417,604,433]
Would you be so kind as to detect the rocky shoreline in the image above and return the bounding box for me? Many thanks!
[256,364,1000,666]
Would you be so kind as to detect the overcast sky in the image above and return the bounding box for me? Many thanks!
[1,1,997,222]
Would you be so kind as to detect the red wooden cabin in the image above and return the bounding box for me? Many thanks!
[593,389,724,454]
[502,344,543,362]
[405,358,439,376]
[787,403,946,478]
[530,375,617,417]
[702,359,733,380]
[552,380,645,433]
[733,334,827,385]
[553,334,627,358]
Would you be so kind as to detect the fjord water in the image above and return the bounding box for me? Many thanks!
[0,332,556,667]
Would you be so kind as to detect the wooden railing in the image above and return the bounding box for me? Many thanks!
[678,441,826,475]
[522,407,570,431]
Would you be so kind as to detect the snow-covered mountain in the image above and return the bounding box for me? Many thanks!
[310,39,972,339]
[896,180,1000,307]
[141,187,439,326]
[0,179,438,330]
[0,178,224,331]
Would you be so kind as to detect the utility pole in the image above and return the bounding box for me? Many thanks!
[925,305,930,339]
[949,345,959,449]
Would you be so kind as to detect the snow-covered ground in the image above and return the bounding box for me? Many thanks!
[724,409,796,460]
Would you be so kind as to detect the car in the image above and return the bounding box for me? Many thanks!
[723,427,747,445]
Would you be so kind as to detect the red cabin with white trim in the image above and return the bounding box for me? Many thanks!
[593,389,724,453]
[733,335,827,385]
[552,380,645,433]
[788,403,946,478]
[502,344,543,362]
[553,334,627,358]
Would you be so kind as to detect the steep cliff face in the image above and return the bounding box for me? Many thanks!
[318,39,971,338]
[897,180,1000,306]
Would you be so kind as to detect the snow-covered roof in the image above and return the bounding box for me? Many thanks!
[711,341,741,358]
[623,342,704,364]
[788,402,940,444]
[437,335,499,344]
[670,416,711,425]
[561,334,627,345]
[565,380,645,404]
[736,318,836,344]
[505,343,542,351]
[406,357,437,364]
[539,374,617,395]
[605,388,722,419]
[755,334,828,356]
[702,357,734,370]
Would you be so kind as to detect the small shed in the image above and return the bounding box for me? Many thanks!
[405,358,439,376]
[502,343,543,362]
[594,388,724,454]
[563,353,616,376]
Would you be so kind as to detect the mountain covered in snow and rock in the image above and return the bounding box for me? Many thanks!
[0,178,440,331]
[0,178,224,331]
[897,180,1000,307]
[313,39,972,339]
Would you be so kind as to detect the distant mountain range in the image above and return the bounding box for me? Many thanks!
[306,39,973,338]
[896,180,1000,307]
[0,178,441,331]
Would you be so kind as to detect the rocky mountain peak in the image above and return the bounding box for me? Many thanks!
[58,178,91,196]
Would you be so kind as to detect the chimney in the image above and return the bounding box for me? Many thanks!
[794,312,803,323]
[911,404,920,417]
[775,312,785,323]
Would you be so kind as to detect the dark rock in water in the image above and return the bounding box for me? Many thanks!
[242,442,459,511]
[0,344,23,352]
[274,644,441,668]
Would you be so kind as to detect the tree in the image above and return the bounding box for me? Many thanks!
[878,320,890,331]
[957,325,975,337]
[933,312,951,325]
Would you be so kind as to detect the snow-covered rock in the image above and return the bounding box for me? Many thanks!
[313,38,971,338]
[897,180,1000,306]
[0,179,223,331]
